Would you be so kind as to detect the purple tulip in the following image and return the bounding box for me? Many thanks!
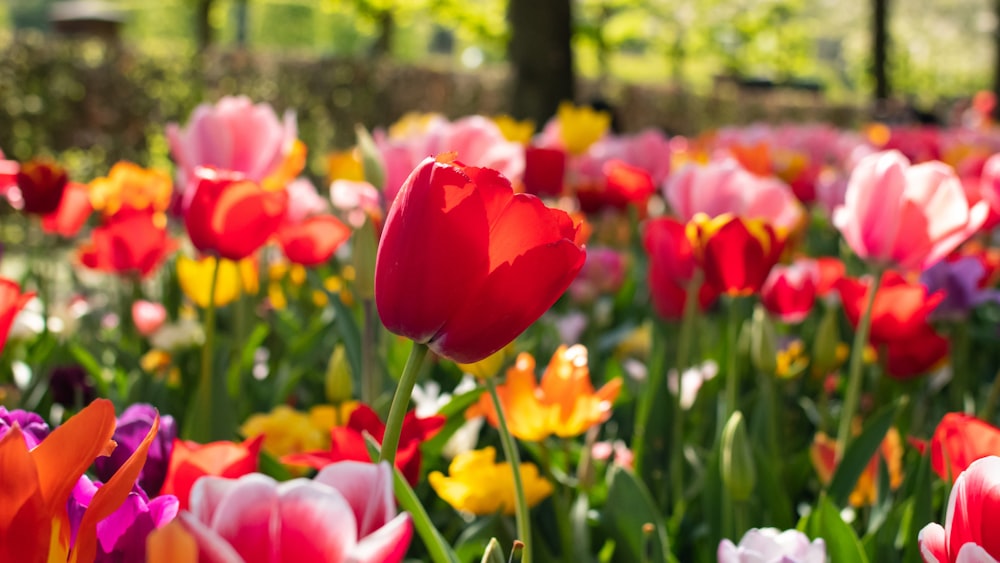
[49,365,97,408]
[93,404,176,496]
[68,476,178,563]
[920,256,1000,320]
[0,406,50,448]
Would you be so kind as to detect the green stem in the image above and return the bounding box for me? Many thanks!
[723,297,742,424]
[835,267,884,459]
[671,273,701,506]
[979,365,1000,422]
[632,319,668,476]
[487,377,533,563]
[379,342,429,466]
[949,322,970,413]
[185,257,223,441]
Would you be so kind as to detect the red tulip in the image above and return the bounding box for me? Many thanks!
[16,158,68,215]
[881,323,949,380]
[159,435,263,510]
[577,159,655,213]
[277,214,352,267]
[282,403,444,485]
[761,258,819,323]
[815,256,847,296]
[522,146,566,196]
[643,217,718,319]
[836,271,944,344]
[184,167,288,261]
[692,215,784,296]
[0,278,34,354]
[375,155,586,363]
[40,181,92,237]
[928,413,1000,483]
[919,456,1000,563]
[78,209,177,278]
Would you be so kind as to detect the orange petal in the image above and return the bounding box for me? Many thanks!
[32,399,117,515]
[146,519,199,563]
[0,425,49,560]
[70,415,160,563]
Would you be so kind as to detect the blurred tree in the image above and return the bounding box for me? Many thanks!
[872,0,890,101]
[508,0,574,126]
[195,0,214,51]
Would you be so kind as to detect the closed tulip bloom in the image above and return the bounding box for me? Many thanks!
[15,158,68,215]
[929,413,1000,483]
[919,456,1000,563]
[277,214,352,267]
[692,214,784,296]
[185,167,289,261]
[643,217,718,320]
[375,155,586,364]
[833,150,989,271]
[761,259,819,323]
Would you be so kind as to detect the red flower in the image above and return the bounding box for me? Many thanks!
[693,215,784,296]
[277,214,352,267]
[0,278,34,354]
[815,257,846,295]
[761,259,819,323]
[836,271,944,344]
[40,182,92,238]
[643,217,718,319]
[159,435,263,510]
[881,323,949,379]
[522,146,566,196]
[78,209,177,278]
[282,404,444,485]
[577,160,655,213]
[16,158,68,215]
[375,155,586,363]
[919,456,1000,563]
[184,167,288,260]
[928,413,1000,482]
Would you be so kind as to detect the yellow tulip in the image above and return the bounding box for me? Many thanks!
[557,102,610,155]
[177,255,259,308]
[492,115,535,145]
[429,447,552,515]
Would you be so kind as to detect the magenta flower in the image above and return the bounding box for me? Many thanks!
[167,462,412,562]
[0,406,50,448]
[94,404,177,496]
[166,96,297,204]
[68,476,179,563]
[833,150,989,271]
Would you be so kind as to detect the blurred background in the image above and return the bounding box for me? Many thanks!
[0,0,995,181]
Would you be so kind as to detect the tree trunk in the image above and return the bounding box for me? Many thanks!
[195,0,214,52]
[872,0,890,102]
[371,10,394,57]
[508,0,575,127]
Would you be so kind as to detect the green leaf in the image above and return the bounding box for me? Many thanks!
[828,398,904,507]
[801,495,869,563]
[902,451,933,562]
[603,465,671,563]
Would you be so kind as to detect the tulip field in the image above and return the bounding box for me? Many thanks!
[5,96,1000,562]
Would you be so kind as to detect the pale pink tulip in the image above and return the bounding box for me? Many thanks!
[330,179,382,228]
[284,178,329,224]
[664,159,804,231]
[167,96,297,203]
[718,528,826,563]
[573,129,673,187]
[131,300,167,337]
[171,462,411,563]
[832,150,989,271]
[919,456,1000,563]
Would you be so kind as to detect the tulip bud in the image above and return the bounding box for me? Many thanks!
[325,344,354,404]
[351,216,378,301]
[354,124,386,191]
[812,306,840,375]
[721,411,756,502]
[750,306,777,374]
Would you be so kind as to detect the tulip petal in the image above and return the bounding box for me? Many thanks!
[955,542,1000,563]
[276,479,357,562]
[206,473,280,563]
[348,512,412,563]
[314,461,393,538]
[0,426,49,560]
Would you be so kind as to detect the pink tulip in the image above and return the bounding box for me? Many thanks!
[131,300,167,337]
[167,96,297,204]
[284,178,329,224]
[919,456,1000,563]
[833,150,989,272]
[761,259,819,324]
[0,148,17,196]
[664,159,804,232]
[171,462,411,563]
[573,129,673,187]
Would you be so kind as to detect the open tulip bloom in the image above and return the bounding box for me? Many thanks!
[16,101,1000,563]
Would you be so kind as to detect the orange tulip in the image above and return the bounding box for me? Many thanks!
[87,161,173,218]
[159,435,263,510]
[811,426,903,507]
[468,345,621,441]
[0,398,159,563]
[929,413,1000,482]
